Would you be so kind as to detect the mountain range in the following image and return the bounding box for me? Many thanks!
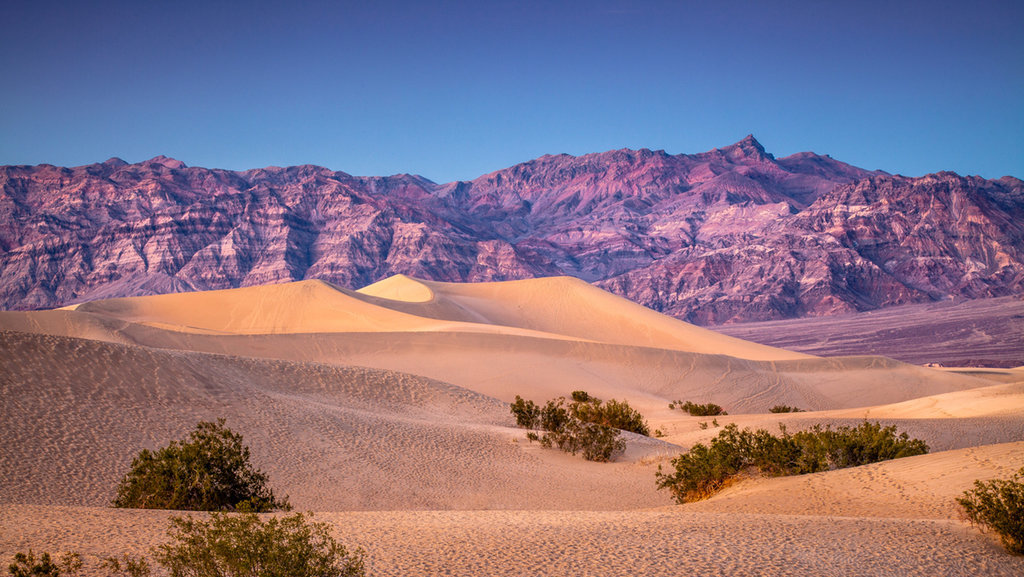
[2,135,1021,324]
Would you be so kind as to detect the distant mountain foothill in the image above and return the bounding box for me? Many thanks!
[1,136,1021,325]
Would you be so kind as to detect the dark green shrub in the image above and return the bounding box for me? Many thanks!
[656,421,929,504]
[542,417,626,462]
[155,512,365,577]
[540,399,570,433]
[510,395,540,429]
[957,467,1024,555]
[673,401,727,416]
[571,390,592,403]
[593,398,650,436]
[769,405,805,413]
[8,551,80,577]
[509,391,648,462]
[112,418,290,512]
[790,421,929,471]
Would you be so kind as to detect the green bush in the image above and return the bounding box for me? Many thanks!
[510,395,540,429]
[957,466,1024,555]
[112,419,290,512]
[656,421,929,504]
[768,405,805,413]
[671,401,727,416]
[155,512,365,577]
[8,551,80,577]
[509,391,649,462]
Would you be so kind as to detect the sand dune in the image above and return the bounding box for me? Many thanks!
[358,275,805,360]
[0,331,669,511]
[679,441,1024,520]
[22,275,808,361]
[1,277,999,414]
[2,276,1023,576]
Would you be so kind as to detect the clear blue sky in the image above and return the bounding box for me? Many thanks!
[1,0,1021,182]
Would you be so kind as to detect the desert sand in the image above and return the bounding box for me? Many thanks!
[1,276,1022,576]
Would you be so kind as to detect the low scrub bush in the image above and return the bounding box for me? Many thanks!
[957,466,1024,555]
[112,418,290,512]
[509,391,649,462]
[656,421,928,503]
[669,401,727,416]
[8,552,80,577]
[768,405,805,413]
[155,512,365,577]
[101,555,151,577]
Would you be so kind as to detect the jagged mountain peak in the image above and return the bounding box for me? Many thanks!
[142,155,187,169]
[709,134,774,162]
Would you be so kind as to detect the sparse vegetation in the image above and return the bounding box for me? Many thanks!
[155,512,365,577]
[669,401,727,416]
[510,391,649,462]
[8,551,80,577]
[957,466,1024,555]
[656,421,929,503]
[101,555,151,577]
[769,405,805,413]
[112,418,290,512]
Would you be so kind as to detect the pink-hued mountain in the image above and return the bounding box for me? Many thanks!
[2,136,1022,324]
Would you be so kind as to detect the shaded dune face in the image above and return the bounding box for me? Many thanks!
[1,276,1023,577]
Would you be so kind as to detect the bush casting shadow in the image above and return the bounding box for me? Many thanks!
[669,401,727,416]
[112,418,290,512]
[958,466,1024,555]
[510,390,649,462]
[156,512,365,577]
[656,421,928,503]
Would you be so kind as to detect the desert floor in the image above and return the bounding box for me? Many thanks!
[2,276,1022,576]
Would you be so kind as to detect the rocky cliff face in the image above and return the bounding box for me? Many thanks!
[2,137,1021,324]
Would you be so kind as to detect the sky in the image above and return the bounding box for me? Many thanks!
[1,0,1021,183]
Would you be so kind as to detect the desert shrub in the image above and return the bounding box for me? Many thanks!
[539,399,570,434]
[957,466,1024,555]
[672,401,727,416]
[8,551,80,577]
[112,418,290,512]
[769,405,805,413]
[155,512,365,577]
[571,390,592,403]
[790,421,929,471]
[509,391,648,462]
[510,395,540,429]
[594,398,650,436]
[101,555,151,577]
[656,421,928,504]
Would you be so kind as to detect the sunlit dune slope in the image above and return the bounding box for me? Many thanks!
[34,275,808,361]
[0,277,1003,413]
[358,275,806,361]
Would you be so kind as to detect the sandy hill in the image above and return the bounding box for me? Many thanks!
[2,276,1023,576]
[0,276,998,414]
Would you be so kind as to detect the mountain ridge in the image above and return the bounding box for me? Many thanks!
[2,136,1021,324]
